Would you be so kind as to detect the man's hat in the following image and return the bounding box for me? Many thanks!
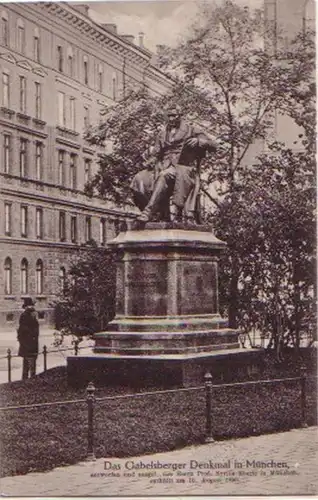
[22,297,35,308]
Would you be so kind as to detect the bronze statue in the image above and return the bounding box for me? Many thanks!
[130,105,219,223]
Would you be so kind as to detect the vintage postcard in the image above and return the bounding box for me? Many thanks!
[0,0,316,497]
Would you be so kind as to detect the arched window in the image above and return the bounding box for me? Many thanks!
[59,266,66,294]
[34,27,40,62]
[67,46,73,77]
[21,258,28,294]
[2,11,9,47]
[302,0,315,33]
[36,259,43,295]
[83,55,88,85]
[112,73,117,101]
[4,257,12,294]
[98,63,103,92]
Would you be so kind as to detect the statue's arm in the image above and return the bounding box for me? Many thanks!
[190,124,218,152]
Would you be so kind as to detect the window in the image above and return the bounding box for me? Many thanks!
[83,57,88,85]
[59,266,66,294]
[68,54,73,77]
[100,218,106,246]
[35,82,41,119]
[3,134,10,174]
[83,106,90,129]
[35,142,42,181]
[17,23,25,53]
[2,15,8,47]
[36,208,43,239]
[19,76,26,113]
[71,215,77,243]
[85,216,91,242]
[4,257,12,295]
[21,258,28,294]
[2,72,9,107]
[21,206,28,237]
[59,211,66,241]
[98,64,103,92]
[58,91,65,127]
[4,202,11,235]
[84,159,91,184]
[114,219,120,236]
[57,45,63,72]
[70,154,77,190]
[36,259,43,294]
[20,138,27,177]
[112,73,117,101]
[34,35,40,62]
[69,97,76,130]
[58,150,65,185]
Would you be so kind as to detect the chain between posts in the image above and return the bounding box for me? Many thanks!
[204,372,214,443]
[86,381,96,461]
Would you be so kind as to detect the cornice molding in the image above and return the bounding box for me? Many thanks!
[0,236,82,250]
[55,75,79,91]
[0,184,136,218]
[0,117,48,138]
[42,2,151,68]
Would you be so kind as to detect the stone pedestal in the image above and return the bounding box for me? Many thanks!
[68,223,258,387]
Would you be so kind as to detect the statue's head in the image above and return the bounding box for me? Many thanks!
[165,104,182,128]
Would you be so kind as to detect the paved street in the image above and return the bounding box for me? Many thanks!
[1,426,317,496]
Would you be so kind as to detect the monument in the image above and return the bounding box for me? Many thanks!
[67,105,261,387]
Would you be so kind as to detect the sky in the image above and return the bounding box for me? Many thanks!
[86,0,264,52]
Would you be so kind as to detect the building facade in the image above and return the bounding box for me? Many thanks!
[0,2,171,328]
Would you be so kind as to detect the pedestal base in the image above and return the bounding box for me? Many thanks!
[67,349,263,388]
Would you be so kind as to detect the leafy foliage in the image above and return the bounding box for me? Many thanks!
[54,243,116,339]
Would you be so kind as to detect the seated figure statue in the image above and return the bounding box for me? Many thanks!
[130,105,219,223]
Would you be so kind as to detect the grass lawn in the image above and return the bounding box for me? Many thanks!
[0,365,316,478]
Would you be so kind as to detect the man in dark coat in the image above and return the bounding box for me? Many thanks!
[17,297,39,380]
[132,105,219,223]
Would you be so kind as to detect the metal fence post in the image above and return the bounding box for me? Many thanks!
[204,372,214,443]
[74,339,79,356]
[43,345,47,372]
[7,348,11,383]
[300,365,308,428]
[86,381,96,461]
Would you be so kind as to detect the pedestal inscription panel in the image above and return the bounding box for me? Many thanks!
[127,260,168,316]
[179,261,217,315]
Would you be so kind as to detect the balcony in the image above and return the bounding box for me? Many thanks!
[56,125,80,140]
[17,112,31,125]
[32,118,46,131]
[0,107,15,120]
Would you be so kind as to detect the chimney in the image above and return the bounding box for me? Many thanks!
[121,34,135,44]
[138,31,144,48]
[156,44,165,56]
[101,23,117,34]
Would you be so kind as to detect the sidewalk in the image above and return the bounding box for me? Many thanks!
[0,328,94,384]
[1,427,317,496]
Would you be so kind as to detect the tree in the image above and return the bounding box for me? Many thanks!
[54,242,116,340]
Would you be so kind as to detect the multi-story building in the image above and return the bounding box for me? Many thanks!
[0,2,172,328]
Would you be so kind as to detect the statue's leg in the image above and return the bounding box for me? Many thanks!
[171,165,196,222]
[137,167,175,222]
[131,190,150,211]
